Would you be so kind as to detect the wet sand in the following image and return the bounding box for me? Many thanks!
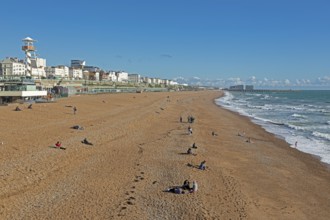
[0,90,329,219]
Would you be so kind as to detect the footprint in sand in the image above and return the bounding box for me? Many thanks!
[127,201,134,205]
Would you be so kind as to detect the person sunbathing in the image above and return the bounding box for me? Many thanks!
[82,138,93,145]
[190,180,198,193]
[199,160,206,170]
[182,180,190,190]
[55,141,62,148]
[165,187,184,194]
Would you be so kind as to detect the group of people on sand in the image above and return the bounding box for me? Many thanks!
[179,115,195,123]
[53,105,90,149]
[237,131,254,143]
[165,180,198,194]
[54,137,93,149]
[166,114,210,194]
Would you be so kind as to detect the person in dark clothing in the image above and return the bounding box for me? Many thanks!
[82,138,93,145]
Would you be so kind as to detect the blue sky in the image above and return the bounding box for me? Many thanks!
[1,0,329,88]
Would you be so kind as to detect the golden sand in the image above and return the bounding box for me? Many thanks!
[0,90,329,219]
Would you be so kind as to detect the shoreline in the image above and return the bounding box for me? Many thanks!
[214,96,330,170]
[215,91,330,166]
[0,90,329,219]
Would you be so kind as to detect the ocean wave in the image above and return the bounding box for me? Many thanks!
[286,123,307,131]
[253,116,285,126]
[312,131,330,141]
[291,113,307,119]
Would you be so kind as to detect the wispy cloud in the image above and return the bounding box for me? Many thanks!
[160,54,172,58]
[173,75,330,88]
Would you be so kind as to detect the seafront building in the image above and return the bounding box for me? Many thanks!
[45,65,69,79]
[0,37,47,104]
[69,68,83,80]
[0,36,181,103]
[0,57,26,76]
[128,74,141,83]
[71,60,86,69]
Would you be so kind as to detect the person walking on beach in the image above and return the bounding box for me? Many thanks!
[73,106,77,115]
[180,116,183,123]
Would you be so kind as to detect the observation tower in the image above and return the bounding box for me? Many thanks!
[22,37,37,77]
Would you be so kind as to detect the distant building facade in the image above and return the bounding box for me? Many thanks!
[245,85,254,90]
[128,74,141,83]
[45,65,69,78]
[0,57,26,77]
[71,60,86,69]
[69,68,83,79]
[229,85,244,91]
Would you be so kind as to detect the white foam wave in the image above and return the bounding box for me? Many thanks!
[312,131,330,141]
[291,113,306,118]
[253,116,284,126]
[286,123,307,131]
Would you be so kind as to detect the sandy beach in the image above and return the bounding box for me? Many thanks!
[0,90,329,220]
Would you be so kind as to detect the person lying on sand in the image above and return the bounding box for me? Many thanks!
[165,187,185,194]
[187,148,192,154]
[212,131,218,136]
[28,104,32,109]
[199,160,206,170]
[238,131,245,137]
[164,180,197,194]
[55,141,62,148]
[246,137,253,143]
[182,180,190,190]
[188,126,193,135]
[71,125,84,130]
[190,180,198,193]
[81,138,93,145]
[15,106,22,111]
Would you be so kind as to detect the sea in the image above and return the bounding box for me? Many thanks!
[215,90,330,165]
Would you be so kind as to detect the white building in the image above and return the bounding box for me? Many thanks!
[45,65,69,78]
[31,58,46,68]
[128,74,141,83]
[106,71,117,81]
[30,58,47,78]
[31,68,46,78]
[69,68,83,79]
[0,57,26,77]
